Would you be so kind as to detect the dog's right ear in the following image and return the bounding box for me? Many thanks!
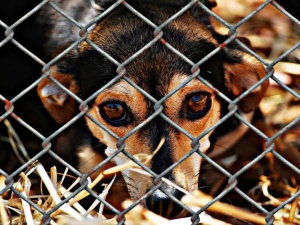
[37,66,79,124]
[221,37,269,113]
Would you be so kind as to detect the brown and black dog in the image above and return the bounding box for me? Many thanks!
[37,0,269,218]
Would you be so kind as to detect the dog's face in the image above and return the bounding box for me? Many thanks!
[38,3,268,218]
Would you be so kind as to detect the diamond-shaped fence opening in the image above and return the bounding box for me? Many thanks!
[0,0,300,225]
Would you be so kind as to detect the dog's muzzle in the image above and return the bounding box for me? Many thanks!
[146,185,185,218]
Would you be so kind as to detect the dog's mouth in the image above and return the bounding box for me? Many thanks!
[145,188,187,219]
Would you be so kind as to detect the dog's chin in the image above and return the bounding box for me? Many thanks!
[144,189,189,219]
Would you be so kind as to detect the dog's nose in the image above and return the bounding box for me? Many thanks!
[146,188,185,218]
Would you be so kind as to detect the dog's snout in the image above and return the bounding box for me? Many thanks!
[146,188,185,218]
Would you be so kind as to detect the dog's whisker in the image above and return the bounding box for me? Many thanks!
[121,173,135,182]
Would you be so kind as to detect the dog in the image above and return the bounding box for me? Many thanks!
[37,0,269,218]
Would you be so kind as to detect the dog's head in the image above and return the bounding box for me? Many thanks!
[38,2,268,218]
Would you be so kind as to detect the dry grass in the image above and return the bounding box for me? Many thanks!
[1,161,299,224]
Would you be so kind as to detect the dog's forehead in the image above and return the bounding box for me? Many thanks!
[83,6,218,56]
[77,5,224,99]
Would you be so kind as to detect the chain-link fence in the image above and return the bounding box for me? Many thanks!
[1,0,300,224]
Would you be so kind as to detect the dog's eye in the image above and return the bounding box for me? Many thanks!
[185,92,211,120]
[99,101,132,126]
[103,103,125,119]
[188,94,207,112]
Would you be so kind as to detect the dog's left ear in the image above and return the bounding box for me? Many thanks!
[38,66,79,124]
[223,43,269,113]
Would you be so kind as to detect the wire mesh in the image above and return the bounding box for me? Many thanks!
[1,0,299,224]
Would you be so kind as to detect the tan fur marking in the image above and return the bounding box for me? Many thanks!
[224,53,269,112]
[87,80,147,147]
[85,80,154,200]
[37,66,79,124]
[165,74,221,191]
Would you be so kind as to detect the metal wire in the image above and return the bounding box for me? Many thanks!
[1,0,299,224]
